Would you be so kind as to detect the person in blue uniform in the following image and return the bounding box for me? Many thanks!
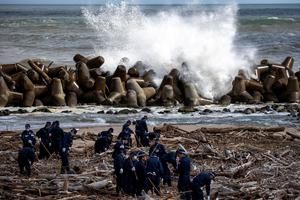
[21,124,36,148]
[112,140,128,159]
[149,133,172,186]
[176,148,191,200]
[36,122,51,159]
[145,152,164,196]
[113,145,125,195]
[134,116,149,147]
[192,172,216,200]
[117,120,134,147]
[50,121,64,155]
[123,151,138,196]
[95,128,114,153]
[60,128,77,174]
[18,145,36,176]
[135,151,147,196]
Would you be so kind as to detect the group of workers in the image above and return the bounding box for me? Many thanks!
[18,115,216,200]
[94,116,216,200]
[18,121,77,175]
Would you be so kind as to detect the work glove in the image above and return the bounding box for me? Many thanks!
[62,148,66,153]
[49,133,52,137]
[120,168,123,174]
[207,195,210,200]
[132,167,136,171]
[104,148,107,151]
[28,140,32,144]
[49,142,52,147]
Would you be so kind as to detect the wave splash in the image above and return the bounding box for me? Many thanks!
[82,1,256,99]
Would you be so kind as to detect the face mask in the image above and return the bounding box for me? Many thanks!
[133,156,137,160]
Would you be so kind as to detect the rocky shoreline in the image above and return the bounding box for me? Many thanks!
[0,54,299,108]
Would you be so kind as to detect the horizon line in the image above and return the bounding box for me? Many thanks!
[1,3,300,5]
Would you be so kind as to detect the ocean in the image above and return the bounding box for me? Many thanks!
[0,3,300,130]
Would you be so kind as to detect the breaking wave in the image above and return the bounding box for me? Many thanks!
[82,1,256,99]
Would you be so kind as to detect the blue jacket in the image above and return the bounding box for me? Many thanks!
[114,153,125,175]
[135,119,148,136]
[118,123,133,139]
[146,155,164,177]
[135,160,146,181]
[21,130,36,147]
[18,147,35,163]
[177,156,191,189]
[61,132,74,151]
[192,172,213,195]
[164,151,177,169]
[36,127,51,144]
[51,127,64,143]
[149,143,167,159]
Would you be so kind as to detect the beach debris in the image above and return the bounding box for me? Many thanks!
[1,124,299,199]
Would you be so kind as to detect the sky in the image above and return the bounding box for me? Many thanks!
[0,0,300,4]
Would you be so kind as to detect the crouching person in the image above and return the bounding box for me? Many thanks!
[60,128,77,174]
[18,145,36,176]
[192,172,216,200]
[95,128,113,153]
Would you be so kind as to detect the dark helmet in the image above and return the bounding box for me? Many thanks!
[137,151,147,158]
[108,128,114,133]
[25,124,30,129]
[142,115,148,120]
[209,171,216,179]
[71,128,78,134]
[148,132,157,141]
[45,122,51,127]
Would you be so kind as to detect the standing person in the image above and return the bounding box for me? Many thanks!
[50,121,64,155]
[176,147,191,200]
[135,151,147,196]
[36,122,51,159]
[117,120,134,147]
[144,152,164,196]
[18,144,36,176]
[114,145,126,195]
[95,128,114,153]
[134,116,149,147]
[21,124,36,148]
[60,128,77,174]
[149,133,172,186]
[191,172,216,200]
[112,140,127,159]
[123,151,138,196]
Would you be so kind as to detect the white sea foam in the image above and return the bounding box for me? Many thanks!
[82,1,256,99]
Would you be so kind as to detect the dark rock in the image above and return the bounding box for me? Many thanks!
[0,109,10,116]
[32,107,51,113]
[97,110,105,114]
[106,110,114,114]
[243,108,255,114]
[117,109,138,114]
[11,109,29,114]
[141,108,152,113]
[259,105,273,113]
[222,108,231,113]
[178,107,198,113]
[199,109,213,115]
[158,110,171,114]
[61,110,72,113]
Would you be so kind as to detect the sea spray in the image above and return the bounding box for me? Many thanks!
[82,1,256,99]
